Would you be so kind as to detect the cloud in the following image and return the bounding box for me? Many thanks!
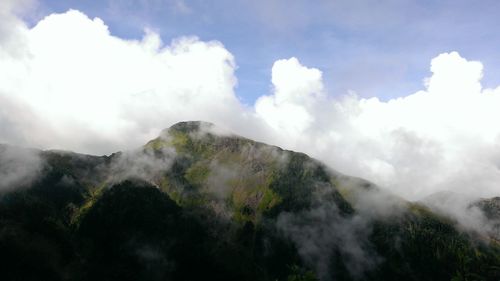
[107,145,176,185]
[0,145,43,191]
[0,9,243,154]
[421,191,496,237]
[1,8,500,206]
[255,57,324,136]
[258,54,500,201]
[277,182,380,280]
[0,0,34,58]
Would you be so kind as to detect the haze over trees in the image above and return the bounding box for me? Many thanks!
[1,121,499,281]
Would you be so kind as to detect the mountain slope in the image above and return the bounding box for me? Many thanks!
[0,121,499,281]
[473,197,500,241]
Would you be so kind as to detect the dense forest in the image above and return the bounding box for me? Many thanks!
[1,121,499,281]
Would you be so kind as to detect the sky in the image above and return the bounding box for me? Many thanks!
[21,0,500,103]
[1,0,500,201]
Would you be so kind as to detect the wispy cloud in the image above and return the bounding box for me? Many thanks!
[0,145,43,191]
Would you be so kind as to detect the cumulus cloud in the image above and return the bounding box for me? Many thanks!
[1,7,500,206]
[0,0,33,58]
[255,57,324,137]
[258,53,500,201]
[0,9,244,154]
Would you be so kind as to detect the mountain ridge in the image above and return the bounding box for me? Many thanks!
[1,121,499,281]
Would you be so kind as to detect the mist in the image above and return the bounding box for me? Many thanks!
[277,183,380,280]
[0,144,43,192]
[107,145,177,185]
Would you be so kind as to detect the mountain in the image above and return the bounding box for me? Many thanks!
[421,191,500,241]
[1,121,499,281]
[475,197,500,220]
[472,197,500,241]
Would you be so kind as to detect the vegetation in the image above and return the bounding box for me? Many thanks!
[1,121,499,281]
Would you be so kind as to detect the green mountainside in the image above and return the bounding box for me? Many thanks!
[1,121,499,281]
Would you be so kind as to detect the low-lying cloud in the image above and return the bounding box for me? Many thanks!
[277,184,380,280]
[0,145,43,191]
[1,6,500,205]
[107,145,177,185]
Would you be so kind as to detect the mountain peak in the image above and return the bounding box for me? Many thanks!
[160,121,234,140]
[167,121,216,134]
[146,120,246,155]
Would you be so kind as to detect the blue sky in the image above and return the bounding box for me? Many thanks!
[30,0,500,104]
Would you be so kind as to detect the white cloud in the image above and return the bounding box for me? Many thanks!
[0,144,42,191]
[0,0,34,58]
[255,57,324,137]
[258,53,500,200]
[0,9,244,154]
[1,8,500,203]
